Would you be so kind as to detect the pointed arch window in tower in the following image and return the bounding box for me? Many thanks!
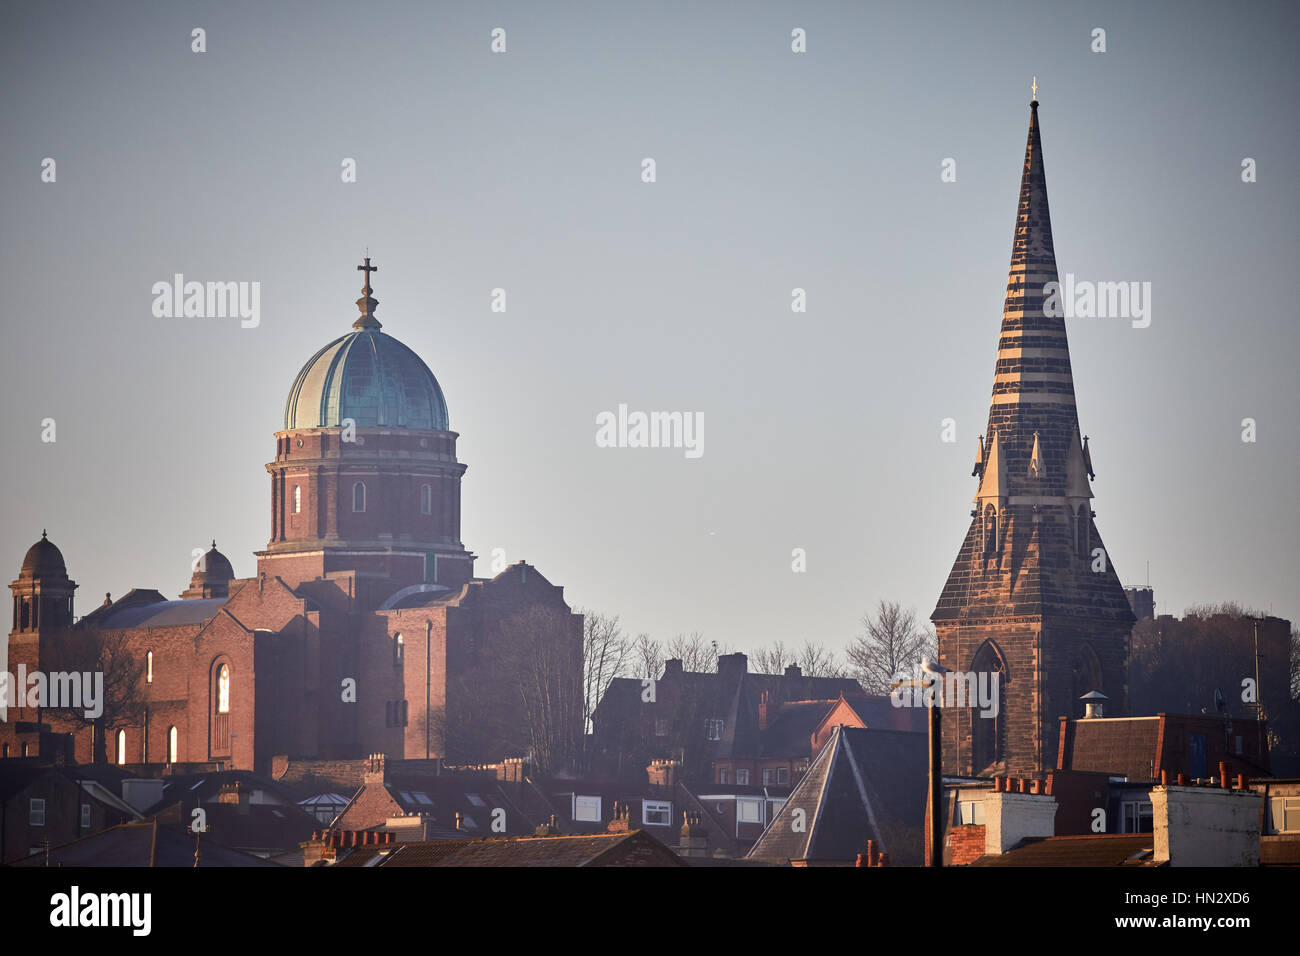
[146,651,153,684]
[970,642,1008,773]
[1076,505,1090,559]
[293,485,302,514]
[116,730,127,766]
[394,633,404,666]
[353,481,366,513]
[168,726,178,764]
[420,483,432,515]
[217,664,230,714]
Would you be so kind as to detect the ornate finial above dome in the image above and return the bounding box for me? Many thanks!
[283,260,450,431]
[354,256,381,330]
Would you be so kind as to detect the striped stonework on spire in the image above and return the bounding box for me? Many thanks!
[986,99,1080,500]
[931,95,1135,780]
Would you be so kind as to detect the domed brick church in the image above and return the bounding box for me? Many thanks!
[3,261,582,772]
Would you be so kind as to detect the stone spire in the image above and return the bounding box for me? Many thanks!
[983,95,1079,499]
[353,256,381,330]
[932,95,1135,777]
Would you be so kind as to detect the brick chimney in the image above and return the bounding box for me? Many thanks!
[663,658,683,677]
[1150,776,1261,866]
[363,752,386,787]
[534,814,561,837]
[607,801,632,834]
[983,776,1058,855]
[497,756,528,783]
[678,810,709,858]
[647,758,681,788]
[783,663,802,680]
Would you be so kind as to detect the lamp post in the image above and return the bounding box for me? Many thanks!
[893,658,950,868]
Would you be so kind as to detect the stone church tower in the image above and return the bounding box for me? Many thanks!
[932,95,1135,777]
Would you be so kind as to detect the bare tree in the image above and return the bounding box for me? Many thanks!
[847,601,934,694]
[633,633,663,680]
[750,640,791,676]
[497,605,584,776]
[795,639,848,678]
[750,639,846,678]
[581,610,631,735]
[42,627,146,764]
[665,631,727,672]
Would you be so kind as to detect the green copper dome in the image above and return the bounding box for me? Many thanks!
[283,259,450,431]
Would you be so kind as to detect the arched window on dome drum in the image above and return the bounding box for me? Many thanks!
[116,730,126,766]
[168,726,178,764]
[293,485,302,514]
[353,481,366,513]
[420,484,432,515]
[217,664,230,714]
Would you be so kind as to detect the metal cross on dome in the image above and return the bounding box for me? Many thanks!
[357,256,378,292]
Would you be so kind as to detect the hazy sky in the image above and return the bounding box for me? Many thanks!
[3,1,1297,664]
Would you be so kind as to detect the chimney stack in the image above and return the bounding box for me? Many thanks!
[1151,779,1261,866]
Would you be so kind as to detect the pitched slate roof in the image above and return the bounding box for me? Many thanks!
[7,820,279,867]
[746,726,927,865]
[336,830,685,867]
[969,833,1159,867]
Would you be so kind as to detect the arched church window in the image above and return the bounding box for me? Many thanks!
[420,484,432,515]
[217,664,230,714]
[116,730,127,766]
[983,505,998,556]
[293,485,302,514]
[394,634,404,666]
[353,481,366,513]
[970,641,1009,773]
[168,726,178,764]
[146,651,153,684]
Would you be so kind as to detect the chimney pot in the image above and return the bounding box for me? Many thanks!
[1177,773,1188,786]
[1237,773,1247,790]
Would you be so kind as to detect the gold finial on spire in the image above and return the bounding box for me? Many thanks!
[1031,76,1038,102]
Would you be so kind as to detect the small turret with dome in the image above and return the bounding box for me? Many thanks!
[10,530,77,634]
[181,540,235,599]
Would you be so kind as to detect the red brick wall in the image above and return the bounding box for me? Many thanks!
[948,824,986,865]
